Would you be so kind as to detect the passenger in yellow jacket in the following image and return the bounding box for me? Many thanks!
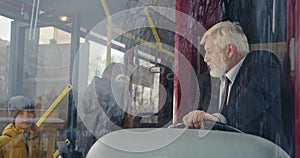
[0,96,43,158]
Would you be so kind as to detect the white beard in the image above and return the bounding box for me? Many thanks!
[209,55,228,78]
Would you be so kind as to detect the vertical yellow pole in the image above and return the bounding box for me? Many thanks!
[101,0,112,66]
[142,4,162,49]
[106,20,112,66]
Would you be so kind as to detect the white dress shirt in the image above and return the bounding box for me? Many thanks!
[219,57,246,109]
[213,56,246,123]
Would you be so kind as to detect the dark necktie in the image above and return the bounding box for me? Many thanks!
[222,77,230,108]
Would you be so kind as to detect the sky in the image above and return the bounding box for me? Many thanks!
[0,16,13,41]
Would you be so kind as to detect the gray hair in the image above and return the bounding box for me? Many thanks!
[200,21,249,56]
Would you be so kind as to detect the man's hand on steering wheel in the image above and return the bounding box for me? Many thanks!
[181,110,243,133]
[182,110,219,129]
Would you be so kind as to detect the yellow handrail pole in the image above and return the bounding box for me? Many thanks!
[142,4,162,49]
[113,25,156,47]
[101,0,112,66]
[53,149,59,158]
[53,139,71,158]
[36,84,72,127]
[159,48,174,57]
[101,1,174,59]
[112,25,174,57]
[100,1,174,58]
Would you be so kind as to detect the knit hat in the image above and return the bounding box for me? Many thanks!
[8,95,35,122]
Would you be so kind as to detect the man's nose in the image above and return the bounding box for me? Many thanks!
[204,53,209,62]
[23,112,30,117]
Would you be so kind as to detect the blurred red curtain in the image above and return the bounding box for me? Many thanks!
[174,0,222,122]
[288,0,300,157]
[287,0,300,158]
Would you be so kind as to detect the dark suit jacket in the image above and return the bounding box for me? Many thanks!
[199,50,289,153]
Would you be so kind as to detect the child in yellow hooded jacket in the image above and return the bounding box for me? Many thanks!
[0,96,43,158]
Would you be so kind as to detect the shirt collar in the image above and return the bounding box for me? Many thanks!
[224,56,246,83]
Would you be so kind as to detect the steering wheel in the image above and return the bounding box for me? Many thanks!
[168,120,243,133]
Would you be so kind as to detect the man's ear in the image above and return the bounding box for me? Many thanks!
[227,44,236,57]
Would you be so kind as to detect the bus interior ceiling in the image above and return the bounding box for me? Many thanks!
[0,0,175,55]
